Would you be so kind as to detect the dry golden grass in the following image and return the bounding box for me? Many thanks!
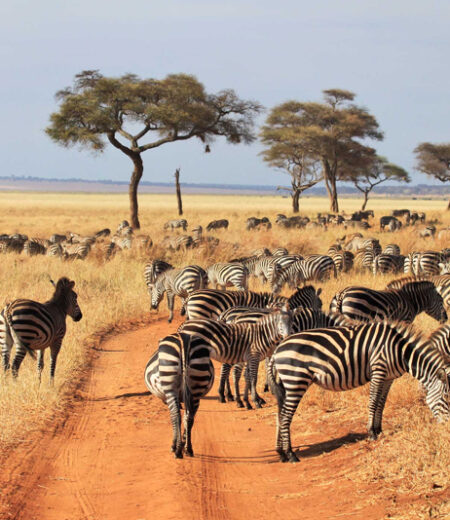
[0,191,449,512]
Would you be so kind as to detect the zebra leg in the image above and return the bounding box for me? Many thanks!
[233,364,244,408]
[279,390,304,463]
[225,372,234,402]
[369,379,393,439]
[1,332,12,372]
[218,364,231,403]
[167,392,183,458]
[263,357,271,392]
[367,370,389,440]
[243,364,253,410]
[37,350,44,382]
[167,293,175,323]
[248,357,266,408]
[183,398,200,457]
[11,349,26,378]
[49,343,61,385]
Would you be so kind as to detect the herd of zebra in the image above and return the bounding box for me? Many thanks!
[142,233,450,461]
[1,211,450,464]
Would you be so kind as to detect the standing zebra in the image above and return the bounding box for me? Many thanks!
[0,278,82,380]
[405,251,443,276]
[386,274,450,311]
[372,254,405,275]
[179,307,292,408]
[144,332,214,458]
[269,322,450,462]
[218,308,350,408]
[185,285,322,320]
[147,265,208,323]
[207,262,248,291]
[330,281,447,324]
[144,260,173,286]
[429,324,450,357]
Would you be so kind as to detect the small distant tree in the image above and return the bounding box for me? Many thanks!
[46,71,262,228]
[414,142,450,210]
[345,156,410,210]
[261,90,383,213]
[259,126,322,212]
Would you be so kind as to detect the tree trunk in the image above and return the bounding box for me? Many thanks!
[361,190,369,211]
[129,154,144,229]
[175,168,183,216]
[447,199,450,211]
[323,160,339,213]
[292,190,300,213]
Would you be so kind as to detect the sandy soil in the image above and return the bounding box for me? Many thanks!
[0,316,446,520]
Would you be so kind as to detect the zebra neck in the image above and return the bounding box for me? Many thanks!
[43,300,68,320]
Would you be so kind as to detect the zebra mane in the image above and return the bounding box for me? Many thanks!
[398,280,435,293]
[386,275,429,290]
[48,277,75,303]
[382,320,428,350]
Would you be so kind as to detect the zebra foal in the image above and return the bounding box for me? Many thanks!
[0,277,82,381]
[144,332,214,458]
[269,322,450,462]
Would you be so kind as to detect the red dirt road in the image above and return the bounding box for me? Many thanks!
[0,317,433,520]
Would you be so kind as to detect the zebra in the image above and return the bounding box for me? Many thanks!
[185,285,323,320]
[218,308,350,408]
[439,261,450,275]
[23,238,48,256]
[50,234,67,244]
[206,219,229,231]
[269,322,450,462]
[0,278,82,380]
[179,307,292,408]
[94,228,111,238]
[353,247,377,272]
[383,244,401,255]
[272,247,289,257]
[419,226,436,238]
[372,254,405,275]
[164,219,188,232]
[404,251,443,276]
[330,251,354,274]
[62,242,91,260]
[207,262,248,291]
[380,216,401,231]
[148,265,208,323]
[144,260,173,286]
[271,255,336,294]
[46,243,63,258]
[144,332,214,458]
[161,235,194,251]
[330,281,447,324]
[386,274,450,311]
[429,324,450,358]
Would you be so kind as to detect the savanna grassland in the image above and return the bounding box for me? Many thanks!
[0,191,449,518]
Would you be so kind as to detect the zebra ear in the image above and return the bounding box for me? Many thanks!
[68,280,75,289]
[48,276,56,287]
[436,368,447,384]
[317,288,322,296]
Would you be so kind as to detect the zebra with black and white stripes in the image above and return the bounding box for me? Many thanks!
[207,262,249,291]
[386,274,450,311]
[218,308,349,408]
[0,277,82,380]
[144,332,214,458]
[405,251,443,276]
[429,324,450,358]
[269,322,450,462]
[185,285,322,320]
[144,260,173,286]
[147,265,207,323]
[330,281,447,324]
[372,254,405,275]
[179,307,292,408]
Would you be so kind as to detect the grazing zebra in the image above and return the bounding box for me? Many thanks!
[269,322,450,462]
[94,228,111,238]
[144,260,173,286]
[272,247,289,257]
[161,235,194,251]
[46,243,63,258]
[331,250,354,274]
[206,219,229,231]
[387,275,450,311]
[380,216,401,231]
[372,254,405,275]
[148,265,208,323]
[330,281,447,324]
[207,262,248,291]
[23,238,48,256]
[185,285,322,320]
[62,242,91,260]
[405,251,443,276]
[353,247,377,272]
[164,219,188,232]
[0,278,82,380]
[179,307,292,408]
[144,333,214,458]
[383,244,401,256]
[50,234,67,244]
[218,308,349,408]
[419,226,436,238]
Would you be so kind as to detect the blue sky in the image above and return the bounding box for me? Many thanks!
[1,1,449,186]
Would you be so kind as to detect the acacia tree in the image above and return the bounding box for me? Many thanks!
[259,126,322,212]
[345,156,410,210]
[261,90,383,212]
[414,142,450,210]
[46,71,262,228]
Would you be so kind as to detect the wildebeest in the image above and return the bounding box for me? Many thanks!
[206,219,229,231]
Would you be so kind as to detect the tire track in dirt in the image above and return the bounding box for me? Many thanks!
[1,315,437,519]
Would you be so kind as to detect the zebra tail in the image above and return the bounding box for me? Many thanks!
[180,333,194,417]
[330,290,344,314]
[2,307,36,360]
[267,356,285,408]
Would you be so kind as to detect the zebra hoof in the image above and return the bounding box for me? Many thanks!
[287,451,300,463]
[185,448,194,457]
[368,430,380,441]
[236,401,244,408]
[258,397,266,405]
[218,395,226,403]
[279,452,288,463]
[174,450,184,459]
[227,395,235,402]
[245,403,253,410]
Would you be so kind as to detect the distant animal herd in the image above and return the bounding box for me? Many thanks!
[1,208,450,463]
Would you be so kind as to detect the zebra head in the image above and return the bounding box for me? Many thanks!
[439,262,450,275]
[424,286,448,324]
[150,280,165,310]
[288,286,322,310]
[52,278,82,322]
[268,304,292,339]
[425,363,450,423]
